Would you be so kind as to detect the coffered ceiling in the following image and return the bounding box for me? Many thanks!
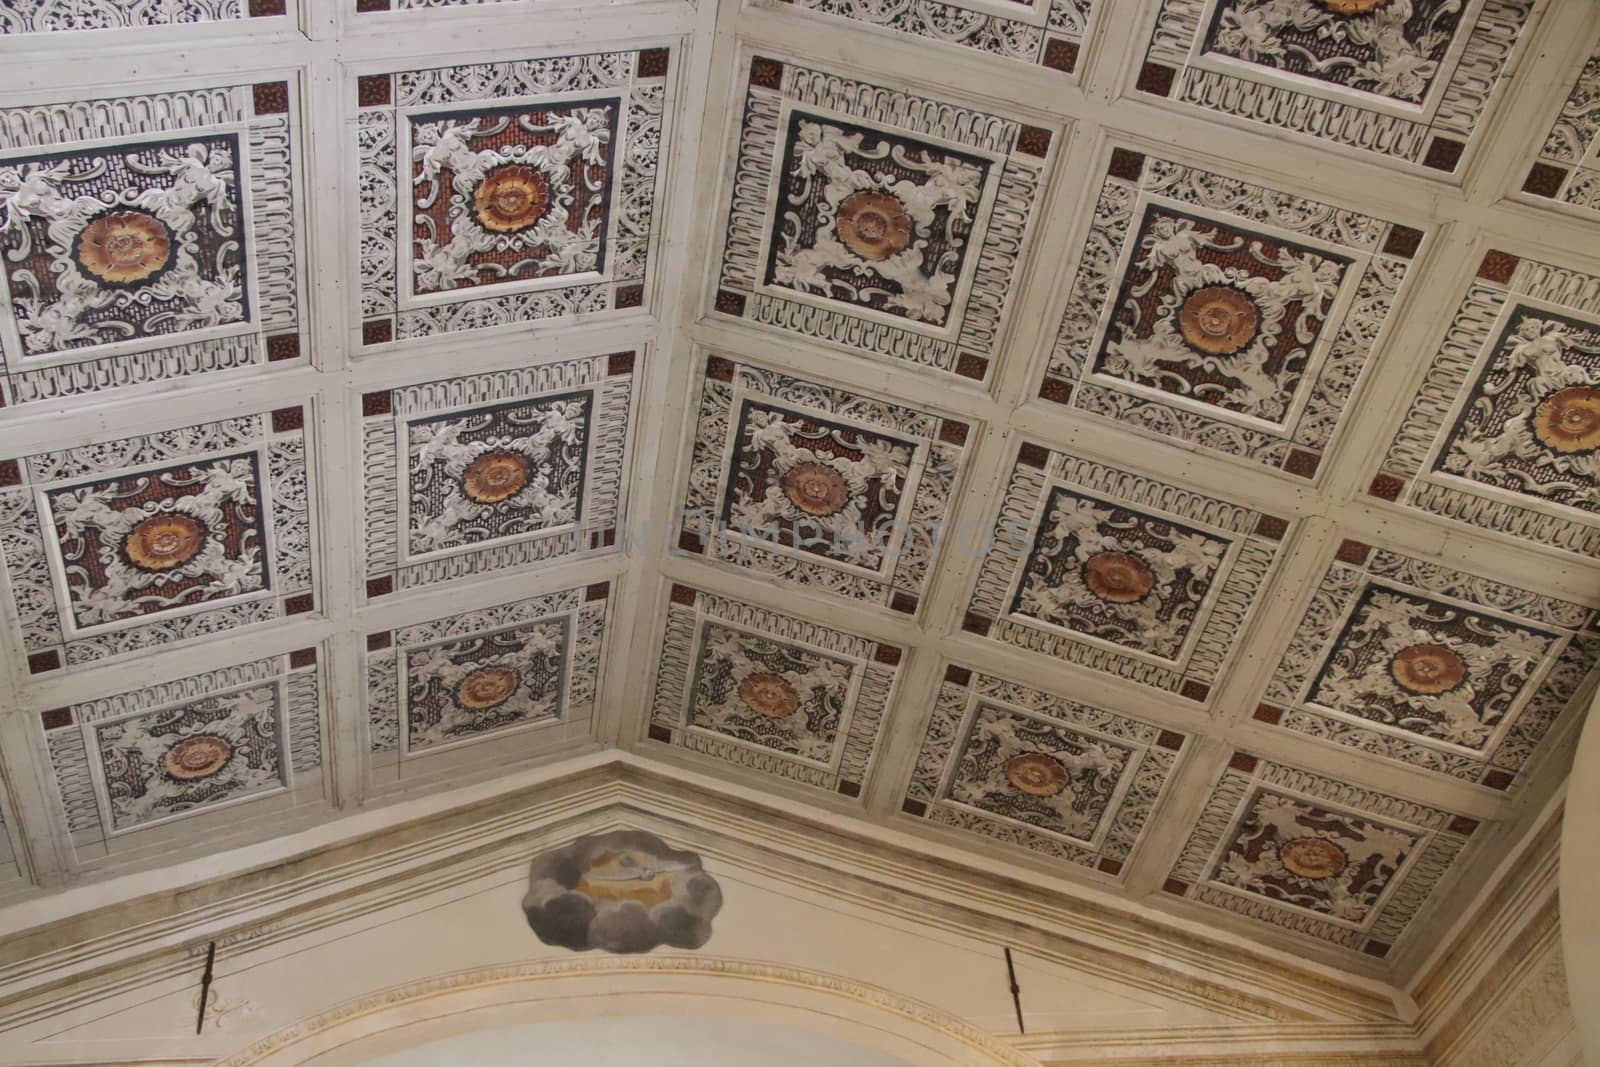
[0,0,1596,991]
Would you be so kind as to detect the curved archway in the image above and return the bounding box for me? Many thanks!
[213,956,1041,1067]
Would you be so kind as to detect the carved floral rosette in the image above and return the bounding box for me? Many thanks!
[647,586,900,796]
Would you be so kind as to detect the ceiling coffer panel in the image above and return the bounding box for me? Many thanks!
[0,78,307,407]
[354,48,673,349]
[362,580,613,799]
[709,52,1062,385]
[903,664,1187,880]
[0,408,316,676]
[646,583,902,799]
[1042,145,1424,480]
[674,350,977,617]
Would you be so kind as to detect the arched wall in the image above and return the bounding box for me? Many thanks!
[212,956,1043,1067]
[1561,688,1600,1061]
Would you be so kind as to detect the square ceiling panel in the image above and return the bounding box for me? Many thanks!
[1136,0,1539,175]
[0,406,316,675]
[1522,46,1600,213]
[0,77,305,407]
[710,53,1061,384]
[646,583,902,798]
[1256,539,1600,790]
[363,579,612,796]
[41,645,325,867]
[674,350,975,616]
[963,441,1290,703]
[0,0,285,37]
[1372,250,1600,558]
[759,0,1100,76]
[359,350,636,599]
[1165,751,1480,959]
[1042,145,1422,480]
[902,664,1187,878]
[354,48,673,347]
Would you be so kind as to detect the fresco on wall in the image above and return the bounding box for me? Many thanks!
[522,830,722,954]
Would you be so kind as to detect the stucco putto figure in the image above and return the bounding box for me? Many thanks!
[521,830,722,953]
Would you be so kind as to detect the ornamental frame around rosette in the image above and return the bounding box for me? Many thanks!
[0,408,316,673]
[902,668,1186,874]
[355,49,673,346]
[42,648,324,855]
[751,0,1098,75]
[1166,754,1478,956]
[712,52,1057,380]
[1373,252,1600,557]
[362,583,611,794]
[963,444,1289,700]
[1138,0,1540,172]
[1044,147,1416,479]
[1258,541,1599,788]
[0,77,307,406]
[675,353,972,612]
[361,351,636,596]
[646,585,900,797]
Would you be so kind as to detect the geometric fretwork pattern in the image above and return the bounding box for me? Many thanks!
[903,665,1186,878]
[711,54,1059,383]
[360,352,636,597]
[1259,541,1600,790]
[647,584,901,798]
[0,78,304,406]
[964,442,1290,702]
[1044,147,1418,478]
[0,408,315,674]
[1167,753,1479,958]
[1374,253,1600,557]
[1138,0,1539,173]
[356,49,671,345]
[363,582,610,795]
[675,352,974,614]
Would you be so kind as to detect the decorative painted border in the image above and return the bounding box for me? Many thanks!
[0,406,316,674]
[902,664,1186,876]
[675,352,973,615]
[43,645,323,857]
[0,0,285,35]
[363,580,611,777]
[963,441,1290,702]
[646,583,901,797]
[748,0,1097,76]
[1256,539,1599,790]
[1372,250,1600,558]
[360,351,636,598]
[0,78,305,407]
[1137,0,1539,174]
[1041,146,1420,479]
[711,53,1059,383]
[1165,752,1480,958]
[354,48,671,347]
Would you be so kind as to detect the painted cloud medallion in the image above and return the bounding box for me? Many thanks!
[522,830,722,953]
